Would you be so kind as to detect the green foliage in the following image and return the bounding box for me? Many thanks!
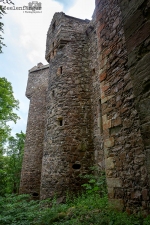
[0,77,19,151]
[0,194,40,225]
[0,192,149,225]
[0,131,25,195]
[0,154,8,196]
[5,131,26,194]
[0,77,19,122]
[0,171,149,225]
[81,166,107,197]
[0,77,21,195]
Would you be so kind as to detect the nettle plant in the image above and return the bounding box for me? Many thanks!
[80,166,107,197]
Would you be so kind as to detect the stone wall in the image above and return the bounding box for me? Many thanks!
[119,0,150,210]
[40,13,94,199]
[87,10,104,169]
[20,63,49,198]
[95,0,149,213]
[20,0,150,213]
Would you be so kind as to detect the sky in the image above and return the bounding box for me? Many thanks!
[0,0,95,136]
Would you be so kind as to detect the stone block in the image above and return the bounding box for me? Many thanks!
[131,190,141,200]
[101,83,109,92]
[107,178,122,188]
[112,117,122,127]
[142,189,149,201]
[100,71,107,81]
[101,95,114,104]
[109,125,122,135]
[102,114,111,130]
[105,157,114,170]
[123,118,133,128]
[109,199,124,211]
[104,137,115,148]
[108,187,114,198]
[104,147,109,157]
[97,23,105,33]
[113,18,120,29]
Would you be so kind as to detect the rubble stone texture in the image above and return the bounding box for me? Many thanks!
[20,0,150,213]
[20,63,49,198]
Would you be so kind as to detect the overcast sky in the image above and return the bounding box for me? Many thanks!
[0,0,95,136]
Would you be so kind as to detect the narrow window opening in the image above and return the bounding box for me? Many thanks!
[58,118,63,126]
[92,68,95,75]
[60,66,63,74]
[72,163,81,170]
[52,90,55,97]
[59,119,63,126]
[98,99,103,134]
[53,42,54,48]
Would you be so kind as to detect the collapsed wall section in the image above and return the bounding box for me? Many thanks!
[20,63,49,198]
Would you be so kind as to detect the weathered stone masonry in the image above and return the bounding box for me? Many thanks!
[20,63,49,198]
[40,13,94,199]
[20,0,150,213]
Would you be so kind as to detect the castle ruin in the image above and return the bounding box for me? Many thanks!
[20,0,150,213]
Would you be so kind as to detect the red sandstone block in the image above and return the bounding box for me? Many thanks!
[102,47,112,58]
[97,23,105,33]
[120,107,128,114]
[103,129,109,138]
[100,71,107,81]
[103,121,111,130]
[101,83,109,92]
[112,117,122,127]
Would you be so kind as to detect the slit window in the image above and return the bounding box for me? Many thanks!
[52,90,55,97]
[60,66,63,74]
[59,119,63,126]
[58,118,63,126]
[92,68,95,75]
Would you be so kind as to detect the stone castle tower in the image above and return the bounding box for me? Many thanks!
[20,0,150,213]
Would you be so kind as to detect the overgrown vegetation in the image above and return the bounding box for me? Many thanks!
[1,192,150,224]
[0,76,25,196]
[0,131,25,196]
[0,77,19,151]
[0,169,150,225]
